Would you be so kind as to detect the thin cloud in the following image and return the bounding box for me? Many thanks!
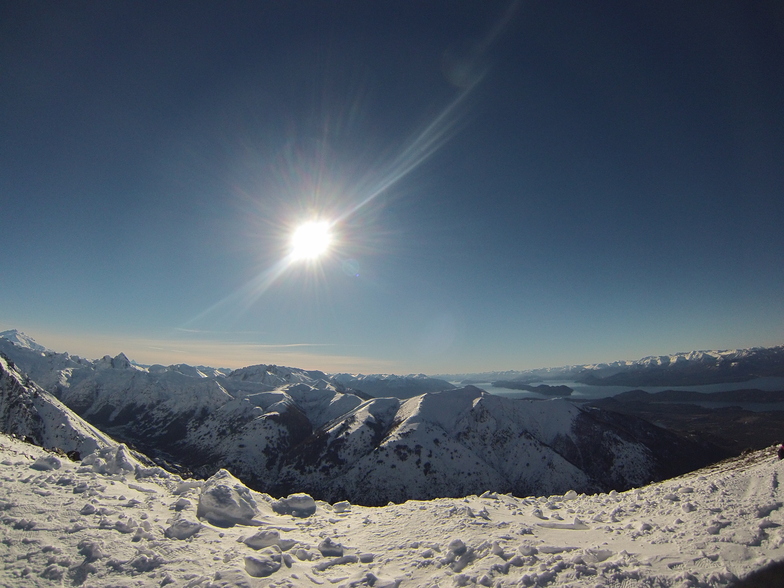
[174,327,268,336]
[31,330,390,373]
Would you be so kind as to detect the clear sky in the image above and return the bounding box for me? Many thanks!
[2,1,783,374]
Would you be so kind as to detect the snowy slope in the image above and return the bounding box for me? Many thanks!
[276,386,706,505]
[0,354,116,457]
[2,432,784,587]
[179,383,366,484]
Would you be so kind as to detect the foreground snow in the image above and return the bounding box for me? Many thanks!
[1,435,783,587]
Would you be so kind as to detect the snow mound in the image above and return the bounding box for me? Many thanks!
[164,518,202,540]
[80,444,138,475]
[30,455,61,471]
[197,469,261,527]
[271,493,318,517]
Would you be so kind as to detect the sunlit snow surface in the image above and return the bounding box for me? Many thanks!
[1,435,783,587]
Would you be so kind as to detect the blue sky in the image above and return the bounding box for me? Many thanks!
[2,1,783,374]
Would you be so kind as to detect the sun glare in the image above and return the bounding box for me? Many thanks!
[290,221,332,261]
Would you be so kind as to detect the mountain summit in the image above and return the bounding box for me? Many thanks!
[0,329,49,353]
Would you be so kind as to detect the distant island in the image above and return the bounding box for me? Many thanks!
[492,381,573,397]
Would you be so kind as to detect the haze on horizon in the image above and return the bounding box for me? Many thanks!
[2,1,783,375]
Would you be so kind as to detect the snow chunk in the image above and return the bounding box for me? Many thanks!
[245,553,281,577]
[332,500,351,513]
[313,554,358,571]
[174,479,204,495]
[80,445,136,475]
[271,493,317,517]
[197,469,259,527]
[30,455,61,471]
[172,497,192,511]
[243,530,281,549]
[518,543,538,556]
[129,551,165,572]
[582,548,613,563]
[164,518,202,540]
[78,539,105,562]
[318,537,344,557]
[79,503,96,515]
[755,502,782,518]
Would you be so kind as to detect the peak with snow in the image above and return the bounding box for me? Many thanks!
[228,363,332,389]
[96,352,135,370]
[576,345,784,387]
[331,372,454,398]
[442,344,784,387]
[0,329,49,352]
[0,354,115,456]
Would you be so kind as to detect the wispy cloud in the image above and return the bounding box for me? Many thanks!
[31,329,391,373]
[174,327,347,349]
[175,329,265,336]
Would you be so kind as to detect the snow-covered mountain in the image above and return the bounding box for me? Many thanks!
[0,329,49,352]
[275,386,711,505]
[0,353,115,457]
[0,332,446,400]
[443,345,784,387]
[1,431,783,587]
[0,335,369,475]
[0,332,717,506]
[330,372,454,398]
[0,330,96,392]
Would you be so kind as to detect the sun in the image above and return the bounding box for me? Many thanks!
[290,220,332,261]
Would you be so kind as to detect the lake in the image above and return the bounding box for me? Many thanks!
[455,376,784,411]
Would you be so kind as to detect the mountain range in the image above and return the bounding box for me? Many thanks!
[0,330,724,505]
[442,345,784,388]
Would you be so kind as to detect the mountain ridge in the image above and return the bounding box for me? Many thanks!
[439,345,784,388]
[0,332,722,505]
